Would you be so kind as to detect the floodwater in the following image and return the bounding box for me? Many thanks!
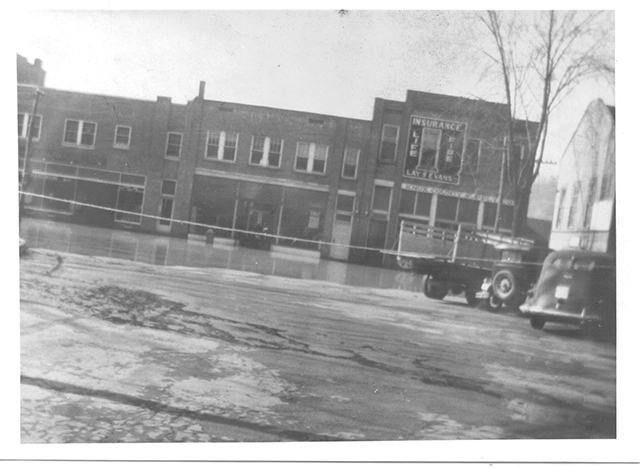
[19,217,424,293]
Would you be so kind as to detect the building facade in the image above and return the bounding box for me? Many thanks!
[18,55,535,266]
[549,99,615,254]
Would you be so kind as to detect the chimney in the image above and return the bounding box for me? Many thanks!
[198,81,206,99]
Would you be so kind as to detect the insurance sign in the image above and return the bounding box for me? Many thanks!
[405,116,467,185]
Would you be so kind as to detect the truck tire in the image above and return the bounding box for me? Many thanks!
[423,276,448,300]
[482,293,502,312]
[464,286,479,306]
[492,269,517,302]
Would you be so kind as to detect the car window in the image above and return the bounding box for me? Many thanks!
[573,259,596,271]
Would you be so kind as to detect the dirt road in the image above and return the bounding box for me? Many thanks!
[20,249,616,444]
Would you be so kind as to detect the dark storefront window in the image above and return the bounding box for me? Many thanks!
[457,199,479,224]
[115,186,144,224]
[40,177,74,213]
[436,195,458,221]
[399,190,432,218]
[280,188,327,250]
[483,202,513,230]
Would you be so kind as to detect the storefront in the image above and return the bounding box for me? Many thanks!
[190,174,330,251]
[24,162,146,228]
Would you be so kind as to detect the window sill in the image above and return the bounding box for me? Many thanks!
[62,143,95,150]
[248,163,282,170]
[204,157,236,164]
[164,156,180,161]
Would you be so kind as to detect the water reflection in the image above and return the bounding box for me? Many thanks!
[20,218,424,292]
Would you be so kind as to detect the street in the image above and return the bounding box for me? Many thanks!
[20,245,616,443]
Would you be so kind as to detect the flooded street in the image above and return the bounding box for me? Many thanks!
[19,217,424,293]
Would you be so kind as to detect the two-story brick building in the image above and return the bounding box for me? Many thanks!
[18,55,535,266]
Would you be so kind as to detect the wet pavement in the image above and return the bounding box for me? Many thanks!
[19,217,424,292]
[19,245,617,447]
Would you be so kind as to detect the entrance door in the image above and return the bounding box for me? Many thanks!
[330,219,352,260]
[365,219,388,266]
[157,198,174,233]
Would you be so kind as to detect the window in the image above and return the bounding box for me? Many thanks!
[114,125,131,148]
[399,190,432,218]
[342,148,359,179]
[295,142,328,174]
[165,132,183,158]
[372,185,392,213]
[567,183,581,228]
[436,196,480,227]
[63,119,96,147]
[418,128,441,169]
[205,131,238,162]
[161,179,177,196]
[18,113,42,140]
[115,186,144,224]
[555,188,566,228]
[482,202,512,230]
[250,136,282,167]
[464,138,480,173]
[336,192,356,223]
[379,125,399,161]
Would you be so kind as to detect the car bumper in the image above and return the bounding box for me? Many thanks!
[519,304,603,325]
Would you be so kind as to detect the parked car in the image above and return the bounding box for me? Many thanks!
[519,250,616,334]
[476,243,549,311]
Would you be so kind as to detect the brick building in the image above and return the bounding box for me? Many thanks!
[18,55,535,266]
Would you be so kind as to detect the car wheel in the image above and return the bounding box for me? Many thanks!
[492,269,517,302]
[530,316,545,330]
[423,276,448,300]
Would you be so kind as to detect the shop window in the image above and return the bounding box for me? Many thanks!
[464,138,480,174]
[115,186,144,224]
[250,136,282,168]
[64,119,96,147]
[399,189,432,218]
[18,113,41,140]
[40,177,74,213]
[165,132,182,158]
[295,142,328,174]
[482,202,512,230]
[379,125,399,161]
[342,148,359,179]
[457,199,479,224]
[372,185,392,213]
[114,125,132,148]
[436,195,457,221]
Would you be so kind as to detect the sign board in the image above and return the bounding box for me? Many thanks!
[401,183,514,206]
[405,116,467,185]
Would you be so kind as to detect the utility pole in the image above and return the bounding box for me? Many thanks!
[19,88,43,227]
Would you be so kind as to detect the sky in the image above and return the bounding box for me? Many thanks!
[11,9,615,178]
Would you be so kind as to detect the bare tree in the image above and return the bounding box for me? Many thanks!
[480,10,614,236]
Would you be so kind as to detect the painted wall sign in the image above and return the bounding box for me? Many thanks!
[401,182,514,206]
[405,116,467,185]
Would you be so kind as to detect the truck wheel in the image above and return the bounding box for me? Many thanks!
[483,293,502,312]
[492,269,517,302]
[397,257,414,270]
[530,317,545,330]
[423,276,448,300]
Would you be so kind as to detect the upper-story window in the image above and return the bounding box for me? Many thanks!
[379,124,399,161]
[18,113,42,140]
[165,132,183,158]
[295,142,328,174]
[63,119,96,147]
[114,125,132,149]
[342,147,360,179]
[250,136,283,168]
[205,131,238,162]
